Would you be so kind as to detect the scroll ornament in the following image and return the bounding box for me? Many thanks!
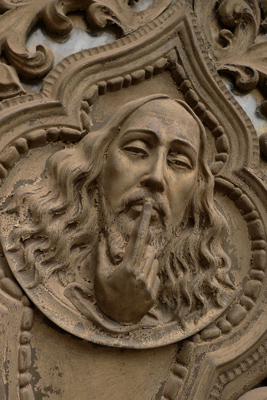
[0,0,173,98]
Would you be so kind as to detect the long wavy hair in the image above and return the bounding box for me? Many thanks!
[7,95,233,325]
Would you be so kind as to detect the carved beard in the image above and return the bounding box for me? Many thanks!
[97,185,174,265]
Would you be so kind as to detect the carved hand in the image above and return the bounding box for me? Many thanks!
[94,203,160,324]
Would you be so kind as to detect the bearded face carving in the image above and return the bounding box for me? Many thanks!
[4,95,234,344]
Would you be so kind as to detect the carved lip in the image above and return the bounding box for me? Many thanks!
[126,198,165,222]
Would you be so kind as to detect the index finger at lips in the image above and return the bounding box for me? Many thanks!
[131,202,152,265]
[97,234,109,266]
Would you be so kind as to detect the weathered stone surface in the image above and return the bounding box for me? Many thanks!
[0,0,267,399]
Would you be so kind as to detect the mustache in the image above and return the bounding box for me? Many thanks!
[120,189,170,225]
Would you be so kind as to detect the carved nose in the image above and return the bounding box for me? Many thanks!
[142,154,165,192]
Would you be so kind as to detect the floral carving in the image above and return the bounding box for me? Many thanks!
[194,0,267,115]
[0,63,25,99]
[0,0,173,100]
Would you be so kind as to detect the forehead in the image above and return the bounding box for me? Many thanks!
[119,100,200,147]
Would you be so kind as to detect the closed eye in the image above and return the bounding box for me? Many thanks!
[123,140,149,158]
[168,152,192,169]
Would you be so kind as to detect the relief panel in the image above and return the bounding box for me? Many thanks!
[0,1,266,399]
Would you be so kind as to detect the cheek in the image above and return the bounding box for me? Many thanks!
[169,172,197,222]
[102,151,133,198]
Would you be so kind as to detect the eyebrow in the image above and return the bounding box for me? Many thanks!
[120,128,198,162]
[120,129,157,142]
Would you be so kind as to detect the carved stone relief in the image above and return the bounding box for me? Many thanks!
[0,0,267,399]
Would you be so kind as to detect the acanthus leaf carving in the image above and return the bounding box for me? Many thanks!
[0,0,13,13]
[260,0,267,29]
[218,0,260,30]
[42,0,74,37]
[91,0,175,34]
[218,65,259,91]
[215,0,261,90]
[4,44,54,81]
[0,1,56,82]
[41,0,123,37]
[194,0,260,59]
[194,0,267,115]
[86,3,122,31]
[0,0,174,101]
[0,63,26,99]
